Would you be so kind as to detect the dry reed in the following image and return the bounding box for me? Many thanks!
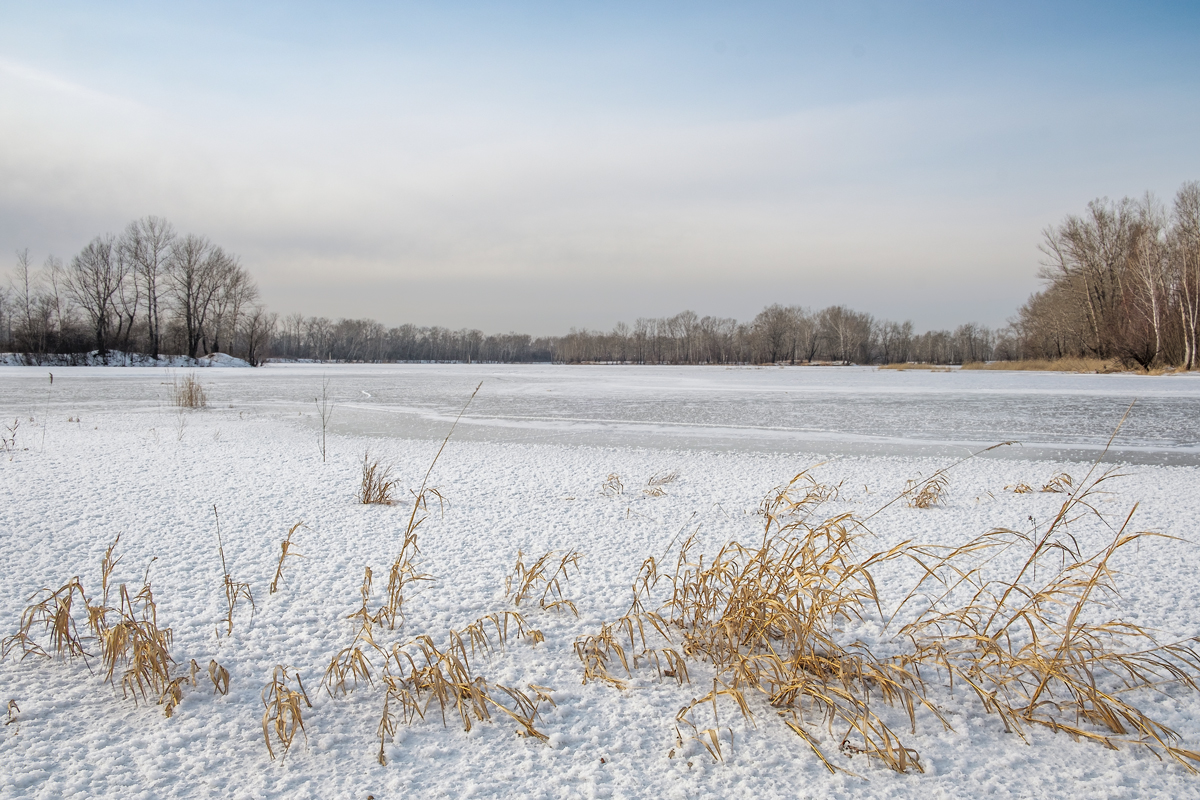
[895,461,1200,771]
[213,506,254,635]
[643,471,679,497]
[5,700,17,734]
[262,665,311,760]
[269,522,305,595]
[960,358,1120,373]
[169,372,207,408]
[376,612,550,764]
[575,409,1200,774]
[505,550,581,615]
[358,452,397,505]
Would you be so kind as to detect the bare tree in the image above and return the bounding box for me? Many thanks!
[167,235,224,357]
[122,216,176,359]
[241,305,276,366]
[1172,182,1200,370]
[64,236,126,357]
[1125,194,1169,368]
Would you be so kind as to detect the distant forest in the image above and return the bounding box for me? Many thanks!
[2,181,1197,369]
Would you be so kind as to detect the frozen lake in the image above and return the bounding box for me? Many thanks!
[3,363,1198,464]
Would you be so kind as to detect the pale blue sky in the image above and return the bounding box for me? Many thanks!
[2,2,1198,332]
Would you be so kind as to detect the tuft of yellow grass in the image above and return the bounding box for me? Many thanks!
[643,471,679,497]
[269,522,305,595]
[575,411,1200,773]
[960,358,1120,373]
[377,614,552,764]
[1041,472,1074,493]
[262,665,311,761]
[505,550,581,616]
[357,452,397,505]
[168,371,207,408]
[906,474,949,509]
[213,506,254,636]
[896,461,1200,772]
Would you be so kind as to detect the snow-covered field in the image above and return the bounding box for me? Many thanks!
[2,364,1199,799]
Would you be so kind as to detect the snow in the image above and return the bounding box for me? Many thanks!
[0,351,252,368]
[1,364,1199,799]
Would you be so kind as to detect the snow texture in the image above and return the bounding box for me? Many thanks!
[1,364,1199,799]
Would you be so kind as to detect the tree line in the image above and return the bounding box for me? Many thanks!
[1,217,274,364]
[3,186,1197,368]
[1015,181,1200,369]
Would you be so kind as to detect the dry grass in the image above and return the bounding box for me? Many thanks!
[906,474,949,509]
[2,418,17,458]
[377,613,550,764]
[960,358,1121,373]
[5,700,18,734]
[760,468,840,519]
[377,530,432,631]
[1041,472,1074,493]
[505,550,581,615]
[357,452,397,505]
[573,414,1200,774]
[261,665,311,761]
[0,536,200,719]
[168,372,207,408]
[601,473,624,497]
[643,471,679,497]
[269,522,305,595]
[896,465,1200,771]
[207,658,230,695]
[878,363,948,371]
[213,506,254,636]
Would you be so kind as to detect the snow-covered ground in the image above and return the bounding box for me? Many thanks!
[1,364,1199,799]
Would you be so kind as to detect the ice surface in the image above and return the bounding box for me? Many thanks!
[1,364,1199,799]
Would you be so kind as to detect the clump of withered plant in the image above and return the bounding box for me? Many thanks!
[505,550,581,615]
[577,411,1200,774]
[1,536,205,718]
[269,522,305,595]
[324,567,384,697]
[358,452,397,505]
[643,470,679,497]
[895,452,1200,771]
[1041,472,1074,493]
[213,506,254,635]
[168,371,206,408]
[262,665,312,761]
[377,612,550,764]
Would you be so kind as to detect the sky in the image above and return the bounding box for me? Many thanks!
[2,1,1199,335]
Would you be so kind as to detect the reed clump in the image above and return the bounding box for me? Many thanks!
[960,358,1120,373]
[576,444,1200,774]
[358,452,397,505]
[601,473,624,497]
[0,536,209,719]
[906,474,949,509]
[643,471,679,497]
[896,465,1200,772]
[169,372,207,408]
[262,665,311,761]
[377,613,551,764]
[505,550,581,615]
